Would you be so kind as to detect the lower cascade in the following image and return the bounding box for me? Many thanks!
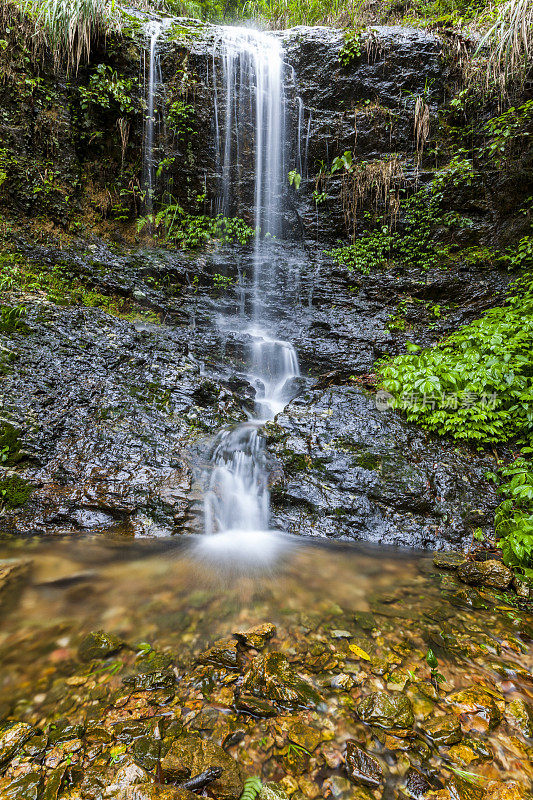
[203,27,300,547]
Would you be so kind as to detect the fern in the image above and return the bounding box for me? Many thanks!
[240,777,263,800]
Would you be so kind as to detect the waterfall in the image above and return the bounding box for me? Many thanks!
[142,19,170,211]
[203,28,300,545]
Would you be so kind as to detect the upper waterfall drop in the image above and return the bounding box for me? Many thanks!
[213,27,286,241]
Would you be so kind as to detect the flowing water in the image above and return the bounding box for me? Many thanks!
[143,19,171,211]
[204,28,301,549]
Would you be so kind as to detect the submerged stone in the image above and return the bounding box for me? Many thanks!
[235,693,278,717]
[197,638,241,670]
[233,623,276,649]
[357,691,414,730]
[421,713,462,746]
[0,771,42,800]
[447,687,502,730]
[161,734,243,800]
[345,741,383,787]
[403,768,433,799]
[507,698,533,737]
[433,552,466,570]
[241,652,321,709]
[78,630,123,662]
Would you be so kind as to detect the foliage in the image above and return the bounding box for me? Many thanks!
[489,453,533,577]
[327,226,394,275]
[240,0,362,27]
[18,0,117,71]
[327,187,449,273]
[477,0,533,84]
[483,99,533,163]
[339,28,364,67]
[288,170,301,191]
[78,63,137,115]
[0,473,32,509]
[137,200,255,249]
[0,304,29,334]
[166,100,197,144]
[379,273,533,444]
[240,777,262,800]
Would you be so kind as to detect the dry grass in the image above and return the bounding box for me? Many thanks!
[479,0,533,84]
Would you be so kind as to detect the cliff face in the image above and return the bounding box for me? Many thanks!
[0,15,530,544]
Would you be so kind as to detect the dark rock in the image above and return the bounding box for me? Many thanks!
[161,735,243,800]
[133,736,161,771]
[78,630,124,662]
[420,714,462,746]
[234,694,278,717]
[403,768,433,799]
[345,740,384,787]
[268,386,497,549]
[123,672,176,691]
[357,691,414,730]
[241,652,321,709]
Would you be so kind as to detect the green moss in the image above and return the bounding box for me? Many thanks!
[0,424,22,466]
[0,474,32,509]
[356,452,382,471]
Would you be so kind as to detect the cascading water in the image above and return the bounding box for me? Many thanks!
[201,28,301,555]
[143,19,170,211]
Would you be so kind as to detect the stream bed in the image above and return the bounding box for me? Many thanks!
[0,535,531,798]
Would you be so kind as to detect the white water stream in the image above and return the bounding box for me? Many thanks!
[203,28,301,551]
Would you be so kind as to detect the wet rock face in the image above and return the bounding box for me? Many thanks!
[345,740,383,787]
[282,26,444,241]
[266,386,497,548]
[0,291,245,536]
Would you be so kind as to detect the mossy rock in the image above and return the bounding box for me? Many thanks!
[0,423,23,465]
[241,652,321,709]
[78,630,124,662]
[0,474,32,509]
[161,735,243,800]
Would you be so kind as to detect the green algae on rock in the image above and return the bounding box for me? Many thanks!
[77,630,124,662]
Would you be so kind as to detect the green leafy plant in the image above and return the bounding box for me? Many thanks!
[166,100,197,144]
[240,777,262,800]
[137,199,255,249]
[288,170,301,191]
[78,63,136,115]
[379,273,533,444]
[339,27,364,66]
[0,304,29,334]
[488,454,533,578]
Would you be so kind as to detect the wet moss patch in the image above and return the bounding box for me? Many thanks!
[0,475,32,509]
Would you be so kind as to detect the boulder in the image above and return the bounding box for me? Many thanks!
[457,560,512,590]
[233,623,276,649]
[421,714,462,746]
